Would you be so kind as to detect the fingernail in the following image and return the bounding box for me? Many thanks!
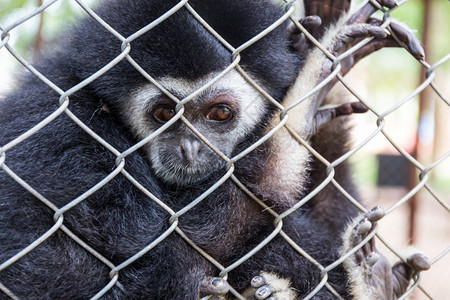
[251,276,266,288]
[256,286,273,299]
[366,252,380,266]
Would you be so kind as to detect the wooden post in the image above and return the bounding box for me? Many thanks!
[408,0,433,244]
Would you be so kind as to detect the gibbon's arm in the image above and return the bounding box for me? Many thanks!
[201,0,428,299]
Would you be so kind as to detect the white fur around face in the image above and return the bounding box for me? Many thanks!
[123,69,267,143]
[124,70,267,144]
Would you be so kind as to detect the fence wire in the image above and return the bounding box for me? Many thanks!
[0,0,448,299]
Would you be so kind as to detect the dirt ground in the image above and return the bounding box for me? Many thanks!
[363,186,450,300]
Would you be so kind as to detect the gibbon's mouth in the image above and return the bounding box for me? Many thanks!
[152,159,225,186]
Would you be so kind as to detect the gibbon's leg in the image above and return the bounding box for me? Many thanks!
[241,207,430,300]
[202,1,426,299]
[341,207,431,300]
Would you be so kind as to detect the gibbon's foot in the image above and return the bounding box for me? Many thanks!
[342,206,431,300]
[241,272,297,300]
[200,277,230,299]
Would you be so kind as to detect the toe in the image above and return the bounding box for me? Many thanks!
[255,285,274,300]
[407,253,431,271]
[251,275,267,288]
[200,277,230,296]
[365,206,385,223]
[366,252,380,267]
[355,218,372,236]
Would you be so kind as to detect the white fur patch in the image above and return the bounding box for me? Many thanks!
[340,213,377,300]
[256,37,328,206]
[260,271,297,298]
[272,0,305,19]
[291,0,306,21]
[256,124,310,207]
[256,3,371,205]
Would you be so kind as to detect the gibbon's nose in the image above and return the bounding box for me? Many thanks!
[179,138,202,164]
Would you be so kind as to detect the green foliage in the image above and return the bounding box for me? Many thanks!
[0,0,32,19]
[0,0,99,59]
[391,0,424,36]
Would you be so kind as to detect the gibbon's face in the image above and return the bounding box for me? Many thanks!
[123,70,267,186]
[100,1,300,186]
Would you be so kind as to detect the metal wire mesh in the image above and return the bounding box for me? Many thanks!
[0,0,448,299]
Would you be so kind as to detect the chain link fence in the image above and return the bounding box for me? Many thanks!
[0,0,448,299]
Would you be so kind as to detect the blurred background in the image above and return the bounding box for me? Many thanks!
[347,1,449,299]
[1,0,449,299]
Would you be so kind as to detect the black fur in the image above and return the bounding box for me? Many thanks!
[228,116,360,298]
[0,0,360,299]
[0,0,298,299]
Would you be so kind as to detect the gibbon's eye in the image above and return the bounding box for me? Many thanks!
[154,107,176,122]
[206,105,232,121]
